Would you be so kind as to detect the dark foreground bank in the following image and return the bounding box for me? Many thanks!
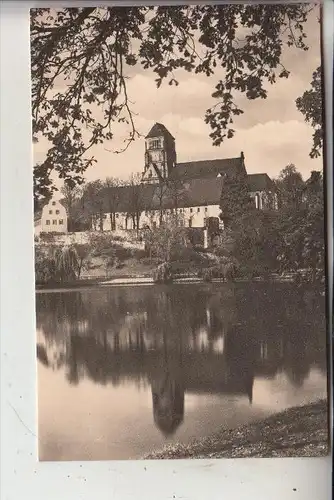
[144,400,329,460]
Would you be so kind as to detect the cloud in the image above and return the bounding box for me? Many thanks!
[173,119,322,180]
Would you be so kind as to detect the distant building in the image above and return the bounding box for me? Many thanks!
[93,122,278,231]
[40,199,68,233]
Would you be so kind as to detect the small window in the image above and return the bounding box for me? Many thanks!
[116,213,119,218]
[52,201,56,206]
[59,219,63,225]
[150,139,161,149]
[46,220,50,225]
[205,207,208,213]
[190,208,193,213]
[53,220,57,225]
[55,210,60,215]
[49,210,52,215]
[197,207,200,213]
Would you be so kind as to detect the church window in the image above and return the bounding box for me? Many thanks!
[52,201,56,206]
[56,210,60,215]
[49,210,52,214]
[53,220,57,225]
[46,220,50,225]
[59,219,63,225]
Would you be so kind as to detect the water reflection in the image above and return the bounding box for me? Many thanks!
[36,283,327,444]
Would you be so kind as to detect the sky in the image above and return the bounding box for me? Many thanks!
[33,5,323,194]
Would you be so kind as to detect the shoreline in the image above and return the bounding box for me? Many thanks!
[35,274,315,292]
[144,399,329,460]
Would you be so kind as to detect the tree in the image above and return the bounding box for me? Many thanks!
[145,214,188,263]
[73,243,92,278]
[168,179,186,216]
[218,172,281,276]
[54,245,80,282]
[125,173,144,231]
[296,66,323,158]
[219,173,254,229]
[81,180,105,231]
[275,166,324,281]
[35,244,81,283]
[31,5,314,202]
[60,183,82,231]
[276,164,305,209]
[104,177,123,230]
[153,180,169,226]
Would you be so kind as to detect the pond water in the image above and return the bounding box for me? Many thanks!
[36,282,328,461]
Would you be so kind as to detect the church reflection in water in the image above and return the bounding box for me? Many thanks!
[36,283,327,437]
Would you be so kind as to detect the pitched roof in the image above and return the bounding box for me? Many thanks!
[247,173,276,192]
[171,156,246,181]
[145,123,175,140]
[102,177,224,213]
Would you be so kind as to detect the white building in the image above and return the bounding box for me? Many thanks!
[91,122,278,232]
[40,199,68,233]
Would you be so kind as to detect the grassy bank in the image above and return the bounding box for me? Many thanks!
[144,399,329,460]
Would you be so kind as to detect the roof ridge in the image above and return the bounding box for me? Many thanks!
[176,156,241,165]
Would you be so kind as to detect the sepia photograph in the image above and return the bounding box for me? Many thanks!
[31,3,329,461]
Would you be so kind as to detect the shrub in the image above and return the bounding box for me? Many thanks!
[35,244,81,284]
[35,249,57,285]
[39,232,56,243]
[199,260,239,282]
[153,262,173,284]
[193,244,207,253]
[140,256,161,266]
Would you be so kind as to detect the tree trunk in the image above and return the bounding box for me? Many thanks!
[99,210,104,231]
[136,212,140,235]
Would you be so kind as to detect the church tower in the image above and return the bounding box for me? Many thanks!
[142,123,176,183]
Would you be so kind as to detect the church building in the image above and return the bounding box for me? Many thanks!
[96,123,278,231]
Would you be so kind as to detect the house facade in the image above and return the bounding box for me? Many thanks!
[40,199,68,233]
[93,122,278,231]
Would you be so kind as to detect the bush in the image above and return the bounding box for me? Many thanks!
[170,247,208,264]
[199,260,238,282]
[39,232,56,243]
[35,250,57,285]
[193,245,207,253]
[153,262,173,284]
[35,244,80,284]
[212,246,231,259]
[294,268,324,284]
[236,262,271,279]
[170,261,197,275]
[140,256,161,266]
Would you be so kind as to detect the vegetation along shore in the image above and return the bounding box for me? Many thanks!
[144,400,329,460]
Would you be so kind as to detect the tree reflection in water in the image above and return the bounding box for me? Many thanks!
[36,283,327,436]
